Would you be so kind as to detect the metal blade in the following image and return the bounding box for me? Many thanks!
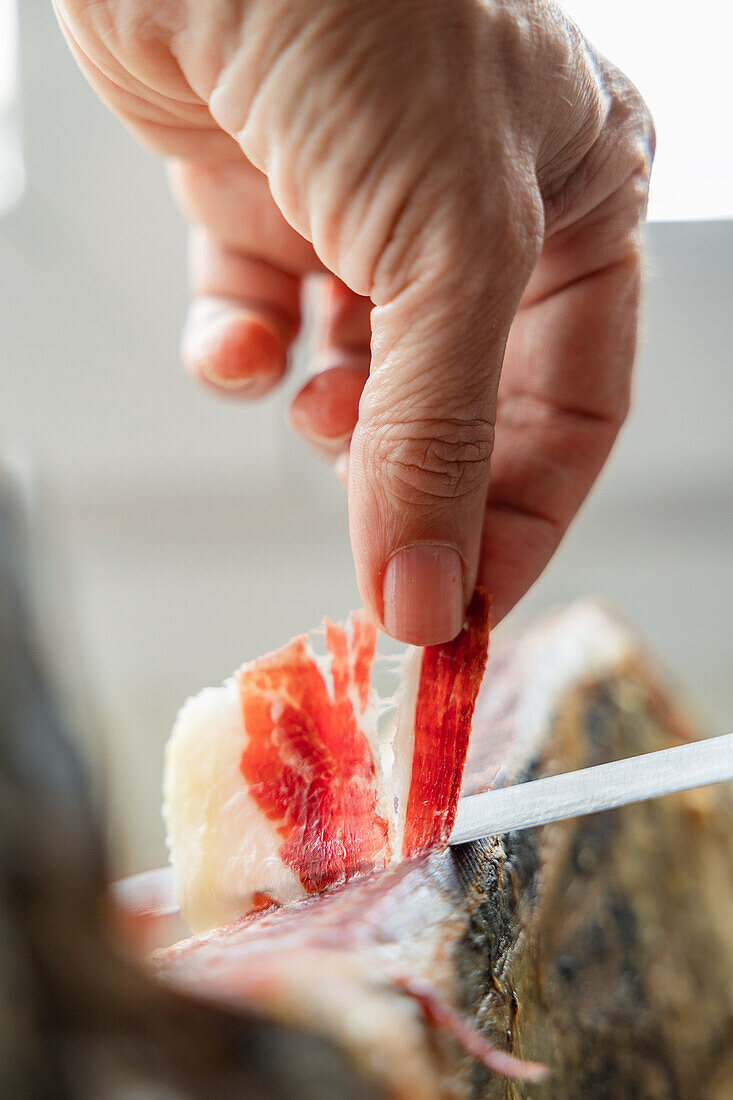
[449,732,733,846]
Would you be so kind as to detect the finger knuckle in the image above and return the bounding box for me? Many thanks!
[364,417,495,505]
[598,64,656,179]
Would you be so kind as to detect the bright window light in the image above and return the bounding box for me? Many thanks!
[562,0,732,221]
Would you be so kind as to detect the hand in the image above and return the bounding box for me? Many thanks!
[54,0,653,644]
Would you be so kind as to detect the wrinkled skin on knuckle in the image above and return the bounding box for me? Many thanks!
[466,0,611,203]
[484,4,652,245]
[207,0,558,298]
[600,58,655,154]
[541,46,654,236]
[360,415,495,507]
[54,0,241,156]
[596,63,655,194]
[205,0,457,290]
[369,163,545,362]
[531,11,609,176]
[56,0,188,91]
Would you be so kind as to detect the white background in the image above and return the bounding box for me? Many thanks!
[563,0,733,221]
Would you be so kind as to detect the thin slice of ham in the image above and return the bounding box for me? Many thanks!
[238,616,390,894]
[401,593,493,858]
[164,589,489,932]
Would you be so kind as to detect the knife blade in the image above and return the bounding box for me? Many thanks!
[449,731,733,846]
[114,734,733,914]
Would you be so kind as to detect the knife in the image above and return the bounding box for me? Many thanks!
[114,733,733,917]
[449,731,733,846]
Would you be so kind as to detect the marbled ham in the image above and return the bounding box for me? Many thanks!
[154,602,733,1098]
[238,617,390,894]
[163,590,490,932]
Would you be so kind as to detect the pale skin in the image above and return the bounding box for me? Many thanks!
[53,0,654,645]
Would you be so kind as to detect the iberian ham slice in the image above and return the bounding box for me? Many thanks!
[400,593,493,858]
[163,590,489,932]
[238,615,390,894]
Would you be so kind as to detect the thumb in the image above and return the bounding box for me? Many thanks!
[348,207,540,645]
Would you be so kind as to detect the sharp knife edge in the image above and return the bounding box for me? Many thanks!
[449,731,733,846]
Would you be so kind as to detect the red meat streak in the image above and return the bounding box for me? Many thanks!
[239,591,490,891]
[239,612,390,893]
[402,588,491,859]
[250,892,281,914]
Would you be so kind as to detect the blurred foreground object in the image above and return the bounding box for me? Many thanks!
[0,475,385,1099]
[4,466,733,1095]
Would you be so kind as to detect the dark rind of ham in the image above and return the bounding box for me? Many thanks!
[391,975,547,1083]
[403,588,491,859]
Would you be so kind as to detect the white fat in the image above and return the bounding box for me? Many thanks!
[311,621,404,851]
[308,631,335,697]
[379,647,422,859]
[376,704,397,780]
[163,622,427,933]
[163,677,304,933]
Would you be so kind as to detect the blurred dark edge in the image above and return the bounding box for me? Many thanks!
[0,474,381,1100]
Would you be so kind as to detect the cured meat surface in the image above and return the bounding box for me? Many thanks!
[403,599,492,858]
[164,590,490,931]
[238,617,389,894]
[153,602,733,1099]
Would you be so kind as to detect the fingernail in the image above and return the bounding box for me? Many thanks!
[382,545,464,645]
[289,365,365,443]
[192,314,285,392]
[289,418,352,456]
[200,364,264,391]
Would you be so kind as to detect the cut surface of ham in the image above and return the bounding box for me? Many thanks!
[117,602,733,1097]
[163,590,490,932]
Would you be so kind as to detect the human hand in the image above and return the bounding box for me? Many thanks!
[54,0,653,644]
